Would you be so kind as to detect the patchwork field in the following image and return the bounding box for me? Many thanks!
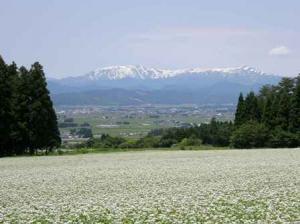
[57,105,234,139]
[0,149,299,223]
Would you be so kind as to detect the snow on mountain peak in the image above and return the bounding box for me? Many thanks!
[85,65,265,80]
[187,65,263,74]
[86,65,177,80]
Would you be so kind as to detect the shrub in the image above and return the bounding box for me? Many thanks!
[135,136,160,148]
[179,136,202,146]
[76,128,93,138]
[76,148,89,154]
[230,121,269,148]
[95,135,126,148]
[198,119,233,146]
[119,140,138,149]
[158,138,177,147]
[268,128,299,148]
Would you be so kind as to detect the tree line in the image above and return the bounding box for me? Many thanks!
[74,118,234,150]
[77,75,300,150]
[0,55,61,157]
[232,75,300,148]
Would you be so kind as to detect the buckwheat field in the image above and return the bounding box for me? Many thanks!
[0,149,299,223]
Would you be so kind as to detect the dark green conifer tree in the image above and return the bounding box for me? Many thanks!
[13,66,32,154]
[0,56,12,156]
[6,62,20,155]
[0,55,61,156]
[277,91,291,130]
[0,57,19,156]
[262,95,275,128]
[27,62,61,154]
[244,91,261,122]
[234,93,245,127]
[290,75,300,132]
[276,78,294,130]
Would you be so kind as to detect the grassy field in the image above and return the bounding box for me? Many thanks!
[63,114,211,139]
[0,149,299,223]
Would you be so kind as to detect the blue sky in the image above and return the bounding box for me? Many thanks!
[0,0,299,77]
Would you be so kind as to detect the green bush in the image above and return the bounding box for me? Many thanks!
[76,148,89,154]
[135,136,160,148]
[77,128,93,138]
[230,121,269,148]
[198,118,233,146]
[119,140,138,149]
[179,136,202,146]
[268,128,299,148]
[158,138,177,147]
[85,135,126,148]
[180,145,186,150]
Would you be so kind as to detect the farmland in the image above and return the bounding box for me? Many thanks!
[57,105,235,140]
[0,148,299,223]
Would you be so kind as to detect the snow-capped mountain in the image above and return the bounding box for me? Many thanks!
[85,65,177,80]
[82,65,266,80]
[48,65,281,106]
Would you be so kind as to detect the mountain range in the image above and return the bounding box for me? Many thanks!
[48,65,282,106]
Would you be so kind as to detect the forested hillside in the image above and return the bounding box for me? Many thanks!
[0,55,60,157]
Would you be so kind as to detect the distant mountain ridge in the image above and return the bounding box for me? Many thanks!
[48,65,282,106]
[56,65,269,81]
[83,65,266,80]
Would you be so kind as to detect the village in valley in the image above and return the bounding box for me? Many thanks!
[57,104,235,142]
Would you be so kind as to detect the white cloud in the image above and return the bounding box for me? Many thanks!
[269,46,291,56]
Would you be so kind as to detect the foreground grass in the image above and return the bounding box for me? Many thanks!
[0,149,299,223]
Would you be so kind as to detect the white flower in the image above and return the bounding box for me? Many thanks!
[0,149,299,223]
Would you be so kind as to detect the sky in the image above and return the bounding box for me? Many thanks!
[0,0,299,78]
